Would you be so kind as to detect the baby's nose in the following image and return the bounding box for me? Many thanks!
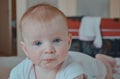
[44,44,55,54]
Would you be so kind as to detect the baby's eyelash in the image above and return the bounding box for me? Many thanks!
[53,38,62,43]
[33,41,42,46]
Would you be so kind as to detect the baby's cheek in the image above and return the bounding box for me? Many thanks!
[60,48,68,58]
[29,54,40,64]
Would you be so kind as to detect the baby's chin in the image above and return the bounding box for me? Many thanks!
[39,62,62,70]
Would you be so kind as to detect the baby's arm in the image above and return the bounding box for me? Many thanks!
[95,54,115,79]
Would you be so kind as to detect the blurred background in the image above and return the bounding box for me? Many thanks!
[0,0,120,79]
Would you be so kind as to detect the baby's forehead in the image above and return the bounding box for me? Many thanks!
[23,15,67,29]
[22,23,68,41]
[22,16,68,32]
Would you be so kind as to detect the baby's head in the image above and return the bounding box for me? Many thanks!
[20,3,68,40]
[20,3,72,69]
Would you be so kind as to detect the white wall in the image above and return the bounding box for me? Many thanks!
[27,0,57,8]
[57,0,77,16]
[77,0,110,17]
[16,0,27,57]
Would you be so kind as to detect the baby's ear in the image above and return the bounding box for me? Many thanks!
[20,41,28,56]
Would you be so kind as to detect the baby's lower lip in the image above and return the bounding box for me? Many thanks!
[44,59,56,62]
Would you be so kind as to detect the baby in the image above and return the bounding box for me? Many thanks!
[9,3,120,79]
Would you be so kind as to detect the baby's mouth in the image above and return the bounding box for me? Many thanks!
[44,58,56,62]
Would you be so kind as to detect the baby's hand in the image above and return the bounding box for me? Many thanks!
[114,58,120,74]
[114,67,120,74]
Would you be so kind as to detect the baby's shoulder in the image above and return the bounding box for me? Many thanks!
[63,62,84,73]
[56,57,84,79]
[12,58,31,70]
[10,58,32,77]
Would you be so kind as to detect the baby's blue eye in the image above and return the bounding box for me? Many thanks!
[34,41,42,46]
[53,38,61,43]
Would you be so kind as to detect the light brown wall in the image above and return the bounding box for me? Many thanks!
[0,0,12,55]
[110,0,120,18]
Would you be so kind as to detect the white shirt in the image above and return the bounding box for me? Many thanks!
[9,52,84,79]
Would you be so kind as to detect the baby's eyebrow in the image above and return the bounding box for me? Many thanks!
[54,37,61,38]
[32,39,41,42]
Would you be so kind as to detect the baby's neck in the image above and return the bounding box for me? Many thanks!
[34,64,62,79]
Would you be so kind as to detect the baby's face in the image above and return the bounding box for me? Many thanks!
[21,17,71,69]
